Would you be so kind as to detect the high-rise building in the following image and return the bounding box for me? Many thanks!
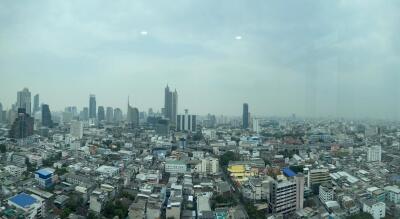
[17,88,31,115]
[106,107,113,123]
[113,108,123,122]
[70,120,83,139]
[164,85,178,124]
[89,95,96,119]
[80,107,89,121]
[176,109,196,132]
[97,106,105,121]
[367,145,382,162]
[242,103,249,129]
[9,108,34,139]
[33,94,40,114]
[127,106,139,126]
[41,104,53,128]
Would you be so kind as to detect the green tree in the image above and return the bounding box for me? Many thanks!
[347,212,373,219]
[0,144,6,153]
[60,208,71,219]
[219,151,240,167]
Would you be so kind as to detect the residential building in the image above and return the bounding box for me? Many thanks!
[363,200,385,219]
[176,109,196,132]
[8,193,46,219]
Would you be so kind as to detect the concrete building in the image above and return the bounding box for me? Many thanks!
[70,120,83,139]
[176,109,196,132]
[35,168,55,189]
[363,200,385,219]
[296,174,304,210]
[165,160,187,174]
[5,165,26,177]
[309,168,330,186]
[319,183,334,203]
[384,185,400,204]
[271,180,297,215]
[367,145,382,162]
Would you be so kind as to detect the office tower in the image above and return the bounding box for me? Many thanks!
[17,88,31,115]
[97,106,105,121]
[89,95,96,119]
[113,108,123,122]
[296,174,305,210]
[106,107,113,123]
[176,109,196,132]
[80,107,89,121]
[367,145,382,162]
[70,120,83,139]
[41,104,53,128]
[242,103,249,129]
[33,94,40,114]
[9,108,34,138]
[164,85,178,124]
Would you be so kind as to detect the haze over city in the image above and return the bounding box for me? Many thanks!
[1,1,400,118]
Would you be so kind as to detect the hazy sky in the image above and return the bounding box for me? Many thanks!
[1,0,400,118]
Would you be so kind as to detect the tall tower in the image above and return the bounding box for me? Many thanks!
[41,104,53,128]
[242,103,249,129]
[17,88,31,115]
[172,89,178,125]
[89,95,96,119]
[164,85,178,125]
[33,94,40,114]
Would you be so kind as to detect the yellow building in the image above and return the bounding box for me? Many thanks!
[227,164,256,182]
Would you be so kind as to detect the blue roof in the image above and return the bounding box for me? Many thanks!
[283,167,296,177]
[36,169,52,177]
[9,193,37,208]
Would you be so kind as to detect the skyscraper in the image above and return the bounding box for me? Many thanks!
[41,104,53,128]
[89,95,96,119]
[242,103,249,129]
[97,106,105,121]
[164,85,178,124]
[33,94,40,114]
[17,88,31,115]
[9,108,34,139]
[106,107,113,123]
[113,108,123,122]
[127,98,139,126]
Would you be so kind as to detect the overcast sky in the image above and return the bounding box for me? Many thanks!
[1,0,400,118]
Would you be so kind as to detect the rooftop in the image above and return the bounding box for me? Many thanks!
[9,193,38,208]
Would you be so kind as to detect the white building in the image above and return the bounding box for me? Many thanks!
[176,109,196,132]
[70,120,83,139]
[165,160,187,174]
[319,183,334,203]
[193,157,219,175]
[367,145,381,162]
[253,118,260,133]
[384,185,400,204]
[17,88,31,115]
[96,165,120,177]
[363,200,385,219]
[5,165,26,177]
[8,193,45,219]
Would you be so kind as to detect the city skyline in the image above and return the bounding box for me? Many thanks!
[1,1,400,118]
